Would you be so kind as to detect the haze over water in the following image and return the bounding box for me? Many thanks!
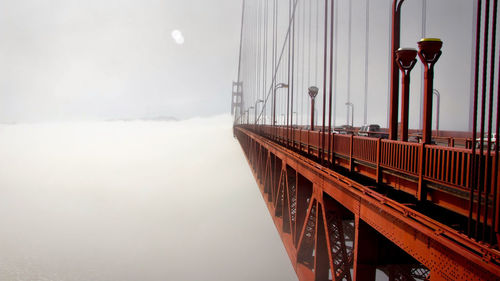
[0,115,297,281]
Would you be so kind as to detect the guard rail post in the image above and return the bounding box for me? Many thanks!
[418,143,426,201]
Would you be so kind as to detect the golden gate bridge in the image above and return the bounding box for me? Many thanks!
[232,0,500,280]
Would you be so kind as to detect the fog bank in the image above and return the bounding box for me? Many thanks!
[0,115,297,281]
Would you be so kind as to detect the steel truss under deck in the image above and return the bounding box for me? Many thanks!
[235,126,500,281]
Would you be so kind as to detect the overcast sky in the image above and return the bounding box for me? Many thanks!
[0,0,242,122]
[239,0,480,131]
[0,0,488,132]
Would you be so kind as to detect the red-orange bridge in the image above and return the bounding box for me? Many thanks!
[232,0,500,280]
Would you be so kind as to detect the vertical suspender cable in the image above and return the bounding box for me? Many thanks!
[257,0,262,124]
[333,0,338,128]
[255,2,259,117]
[255,0,299,126]
[272,0,276,127]
[287,0,292,146]
[328,0,335,163]
[301,0,306,126]
[476,0,491,239]
[291,0,297,146]
[236,0,246,123]
[251,4,256,118]
[469,0,482,237]
[493,8,500,241]
[249,5,253,123]
[347,0,352,126]
[296,0,300,127]
[419,0,427,130]
[275,0,278,129]
[263,0,268,126]
[386,3,393,129]
[363,0,370,125]
[249,2,253,123]
[321,0,328,162]
[307,0,312,127]
[469,3,479,132]
[484,0,498,241]
[315,0,319,86]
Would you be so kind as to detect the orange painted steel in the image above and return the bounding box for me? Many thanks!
[236,126,500,280]
[234,0,500,278]
[249,124,500,227]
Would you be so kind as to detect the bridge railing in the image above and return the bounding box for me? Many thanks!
[308,130,321,157]
[352,136,377,164]
[254,125,497,189]
[247,124,499,234]
[333,134,351,158]
[424,145,473,190]
[380,139,421,176]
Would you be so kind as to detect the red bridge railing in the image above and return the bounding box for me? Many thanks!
[424,145,473,190]
[243,124,499,245]
[352,136,377,163]
[380,139,421,175]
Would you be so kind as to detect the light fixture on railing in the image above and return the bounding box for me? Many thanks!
[395,47,418,141]
[345,102,354,127]
[273,83,289,126]
[417,38,443,144]
[308,86,319,131]
[254,99,264,125]
[275,83,289,89]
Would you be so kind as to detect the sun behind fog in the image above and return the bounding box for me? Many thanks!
[171,30,185,45]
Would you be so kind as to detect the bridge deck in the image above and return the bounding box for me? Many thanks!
[235,126,500,281]
[249,125,499,230]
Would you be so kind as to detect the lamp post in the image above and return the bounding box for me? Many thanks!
[433,89,440,137]
[395,47,418,141]
[417,38,442,144]
[255,99,264,125]
[345,102,354,127]
[308,86,319,130]
[273,83,289,126]
[292,112,298,129]
[248,106,254,125]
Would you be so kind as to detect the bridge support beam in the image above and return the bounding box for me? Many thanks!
[235,126,500,281]
[389,0,405,140]
[353,217,377,280]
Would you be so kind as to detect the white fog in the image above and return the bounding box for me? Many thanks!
[0,115,297,281]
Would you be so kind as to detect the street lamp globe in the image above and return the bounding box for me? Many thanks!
[417,38,443,63]
[308,86,319,99]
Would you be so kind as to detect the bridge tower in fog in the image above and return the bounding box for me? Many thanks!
[232,0,500,280]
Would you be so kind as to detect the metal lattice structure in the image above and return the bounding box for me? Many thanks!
[233,0,500,280]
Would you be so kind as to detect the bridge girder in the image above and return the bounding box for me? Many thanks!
[236,127,500,281]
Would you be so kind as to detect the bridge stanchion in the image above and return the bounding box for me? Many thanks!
[330,132,335,166]
[297,128,300,152]
[319,130,323,164]
[349,135,354,172]
[417,143,426,201]
[376,138,382,184]
[307,129,310,155]
[353,216,378,280]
